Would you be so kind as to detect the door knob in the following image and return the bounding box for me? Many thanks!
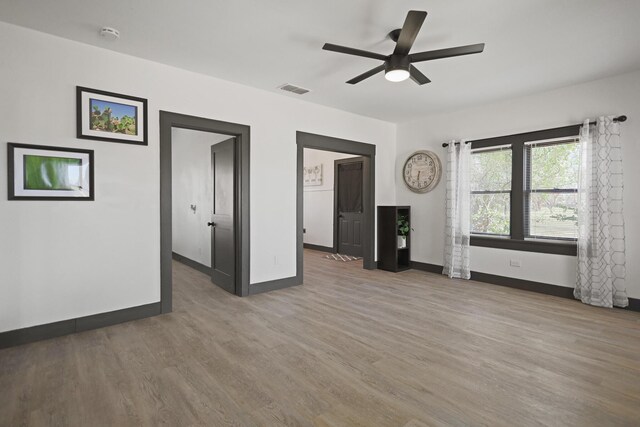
[207,222,216,227]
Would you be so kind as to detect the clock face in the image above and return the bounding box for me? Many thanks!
[403,150,442,193]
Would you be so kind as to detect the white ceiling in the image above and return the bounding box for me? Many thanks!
[2,0,640,123]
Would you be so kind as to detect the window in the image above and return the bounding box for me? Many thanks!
[525,139,579,240]
[471,146,511,236]
[469,125,580,255]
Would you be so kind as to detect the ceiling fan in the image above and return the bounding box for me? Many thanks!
[322,10,485,85]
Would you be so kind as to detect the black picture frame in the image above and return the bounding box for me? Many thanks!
[76,86,148,146]
[8,143,95,201]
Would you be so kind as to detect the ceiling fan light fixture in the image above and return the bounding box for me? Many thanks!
[384,55,411,82]
[385,68,410,82]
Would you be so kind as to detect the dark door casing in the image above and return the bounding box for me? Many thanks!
[210,138,236,293]
[161,111,251,310]
[335,158,364,257]
[297,132,376,278]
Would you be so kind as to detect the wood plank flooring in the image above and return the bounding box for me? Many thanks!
[1,249,640,426]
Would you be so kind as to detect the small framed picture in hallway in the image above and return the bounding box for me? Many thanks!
[303,164,323,186]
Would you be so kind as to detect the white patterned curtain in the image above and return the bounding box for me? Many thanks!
[443,141,471,279]
[575,117,628,308]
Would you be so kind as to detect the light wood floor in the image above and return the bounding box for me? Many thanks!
[2,250,640,426]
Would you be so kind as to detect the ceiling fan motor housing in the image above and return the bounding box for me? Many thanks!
[385,55,411,74]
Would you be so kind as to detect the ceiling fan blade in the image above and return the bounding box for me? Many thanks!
[323,43,387,61]
[409,66,431,85]
[409,43,485,63]
[346,64,386,84]
[393,10,428,56]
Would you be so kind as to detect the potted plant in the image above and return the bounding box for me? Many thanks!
[397,214,410,248]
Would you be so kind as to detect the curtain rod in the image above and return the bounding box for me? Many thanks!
[441,115,628,147]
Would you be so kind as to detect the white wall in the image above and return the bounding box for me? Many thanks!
[396,70,640,298]
[0,22,396,332]
[303,148,356,248]
[171,128,230,267]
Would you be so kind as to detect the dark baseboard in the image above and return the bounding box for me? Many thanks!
[172,252,212,276]
[0,319,76,350]
[409,260,639,312]
[409,261,443,274]
[628,298,640,311]
[470,271,574,299]
[75,302,161,332]
[173,252,303,297]
[303,243,334,253]
[0,302,161,350]
[249,275,302,295]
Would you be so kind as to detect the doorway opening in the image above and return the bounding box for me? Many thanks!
[160,112,250,313]
[296,132,376,283]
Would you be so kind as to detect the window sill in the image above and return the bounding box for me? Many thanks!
[470,235,577,256]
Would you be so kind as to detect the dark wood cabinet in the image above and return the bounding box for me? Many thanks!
[377,206,411,272]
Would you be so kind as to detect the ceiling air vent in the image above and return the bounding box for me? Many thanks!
[278,83,310,95]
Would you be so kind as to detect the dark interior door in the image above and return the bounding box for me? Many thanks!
[209,138,235,293]
[336,158,364,257]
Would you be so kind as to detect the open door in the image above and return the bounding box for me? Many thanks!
[209,138,235,293]
[335,157,364,257]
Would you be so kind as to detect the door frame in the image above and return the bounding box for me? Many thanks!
[160,111,250,313]
[296,131,376,281]
[333,156,366,255]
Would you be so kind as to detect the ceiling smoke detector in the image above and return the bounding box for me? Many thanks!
[100,27,120,40]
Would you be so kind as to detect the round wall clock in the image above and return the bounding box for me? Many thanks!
[402,150,442,193]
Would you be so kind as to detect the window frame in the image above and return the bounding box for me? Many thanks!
[469,125,580,256]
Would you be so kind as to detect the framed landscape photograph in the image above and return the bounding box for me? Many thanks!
[77,86,147,145]
[8,143,94,200]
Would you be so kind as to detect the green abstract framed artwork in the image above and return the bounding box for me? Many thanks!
[77,86,148,145]
[8,143,94,200]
